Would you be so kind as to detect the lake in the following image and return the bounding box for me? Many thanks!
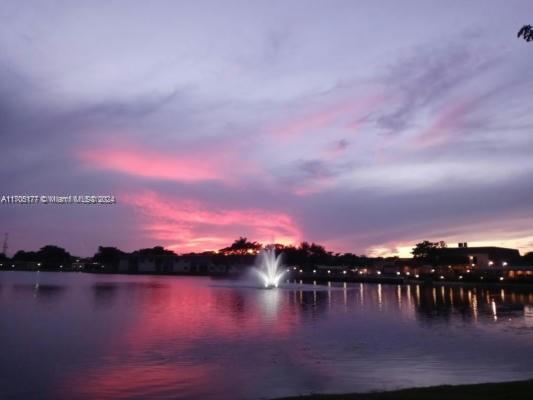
[1,271,533,399]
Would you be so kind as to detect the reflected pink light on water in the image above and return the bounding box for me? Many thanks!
[59,279,300,399]
[63,364,215,400]
[120,282,298,348]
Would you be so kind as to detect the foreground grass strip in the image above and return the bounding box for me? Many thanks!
[275,379,533,400]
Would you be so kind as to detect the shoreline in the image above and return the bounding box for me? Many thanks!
[274,379,533,399]
[3,268,533,289]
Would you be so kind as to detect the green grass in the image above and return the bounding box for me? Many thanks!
[275,379,533,400]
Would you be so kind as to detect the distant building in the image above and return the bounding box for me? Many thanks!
[118,254,176,273]
[117,253,237,275]
[436,243,521,270]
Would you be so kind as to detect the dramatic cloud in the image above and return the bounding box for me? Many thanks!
[1,0,533,256]
[123,191,301,251]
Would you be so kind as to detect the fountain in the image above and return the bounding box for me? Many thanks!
[253,247,286,289]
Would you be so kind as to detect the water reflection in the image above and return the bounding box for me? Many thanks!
[285,281,533,325]
[283,281,533,327]
[92,283,119,308]
[12,283,67,301]
[2,272,533,400]
[97,278,533,330]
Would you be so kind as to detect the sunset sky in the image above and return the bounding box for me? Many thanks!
[1,1,533,257]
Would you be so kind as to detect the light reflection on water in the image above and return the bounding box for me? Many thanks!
[1,271,533,399]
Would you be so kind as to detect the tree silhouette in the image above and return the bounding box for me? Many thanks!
[219,237,262,255]
[133,246,176,257]
[14,245,73,269]
[412,240,447,266]
[517,25,533,42]
[13,250,39,262]
[93,246,126,270]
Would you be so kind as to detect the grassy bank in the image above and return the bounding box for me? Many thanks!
[276,379,533,400]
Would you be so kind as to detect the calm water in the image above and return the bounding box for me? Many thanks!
[2,271,533,399]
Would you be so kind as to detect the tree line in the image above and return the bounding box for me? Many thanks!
[2,237,533,271]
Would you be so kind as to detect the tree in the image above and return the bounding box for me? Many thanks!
[308,243,331,265]
[133,246,176,257]
[13,250,39,262]
[93,246,127,270]
[411,240,447,265]
[36,245,71,269]
[518,25,533,42]
[263,243,287,253]
[219,237,262,255]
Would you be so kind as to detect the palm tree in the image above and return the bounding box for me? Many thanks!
[517,25,533,42]
[219,237,262,255]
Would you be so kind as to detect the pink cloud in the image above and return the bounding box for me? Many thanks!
[269,94,383,139]
[415,101,471,147]
[76,144,258,184]
[123,191,301,251]
[291,178,336,197]
[78,147,220,182]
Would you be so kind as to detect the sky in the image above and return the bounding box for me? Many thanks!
[1,0,533,257]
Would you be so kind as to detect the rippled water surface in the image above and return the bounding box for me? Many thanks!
[2,271,533,399]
